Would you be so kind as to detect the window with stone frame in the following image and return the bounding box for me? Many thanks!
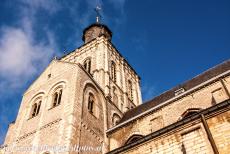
[125,134,144,145]
[83,58,91,74]
[211,88,224,105]
[149,116,164,133]
[128,80,133,101]
[53,89,62,107]
[30,98,42,118]
[87,93,100,118]
[179,108,201,120]
[88,93,95,113]
[111,61,116,82]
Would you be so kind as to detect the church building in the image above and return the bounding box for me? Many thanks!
[1,17,230,154]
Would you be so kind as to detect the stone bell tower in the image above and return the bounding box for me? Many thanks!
[2,8,142,154]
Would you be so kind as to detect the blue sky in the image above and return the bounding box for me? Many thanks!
[0,0,229,144]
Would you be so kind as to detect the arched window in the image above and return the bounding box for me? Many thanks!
[128,80,133,101]
[180,108,201,120]
[112,86,118,104]
[30,98,42,118]
[125,134,144,145]
[83,58,91,74]
[88,93,95,113]
[112,113,121,126]
[111,61,116,82]
[53,89,62,107]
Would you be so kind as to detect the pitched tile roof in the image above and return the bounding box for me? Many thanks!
[119,59,230,124]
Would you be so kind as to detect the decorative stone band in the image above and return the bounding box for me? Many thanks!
[15,118,62,142]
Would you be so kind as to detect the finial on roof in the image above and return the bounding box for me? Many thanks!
[95,6,101,23]
[82,5,112,44]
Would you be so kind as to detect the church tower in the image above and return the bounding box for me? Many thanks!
[2,11,142,154]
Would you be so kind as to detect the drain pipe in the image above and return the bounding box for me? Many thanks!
[220,79,230,98]
[201,114,219,154]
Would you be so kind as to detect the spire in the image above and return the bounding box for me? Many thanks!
[95,6,101,23]
[82,5,112,44]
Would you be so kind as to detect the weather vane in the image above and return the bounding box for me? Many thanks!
[95,5,101,23]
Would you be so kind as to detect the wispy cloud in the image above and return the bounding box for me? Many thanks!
[0,0,128,144]
[0,0,58,144]
[0,27,55,91]
[0,0,116,101]
[0,1,57,95]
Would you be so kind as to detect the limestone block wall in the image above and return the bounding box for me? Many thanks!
[3,123,15,144]
[107,42,141,108]
[0,148,3,154]
[61,37,109,93]
[108,102,230,154]
[208,110,230,154]
[162,78,230,126]
[107,99,123,129]
[61,36,142,112]
[3,61,80,154]
[108,75,230,151]
[70,65,105,153]
[70,65,124,154]
[120,124,213,154]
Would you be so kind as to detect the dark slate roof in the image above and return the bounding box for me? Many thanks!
[82,23,112,41]
[119,59,230,124]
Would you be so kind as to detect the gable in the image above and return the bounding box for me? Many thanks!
[24,60,79,95]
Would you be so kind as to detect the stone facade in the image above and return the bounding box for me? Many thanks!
[1,21,229,154]
[1,23,141,154]
[107,65,230,153]
[107,101,230,154]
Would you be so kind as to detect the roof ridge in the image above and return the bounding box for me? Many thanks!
[118,59,230,125]
[145,59,230,104]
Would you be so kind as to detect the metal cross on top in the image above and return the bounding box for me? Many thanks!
[95,6,102,23]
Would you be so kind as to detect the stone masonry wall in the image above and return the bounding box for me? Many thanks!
[114,109,229,154]
[61,36,142,110]
[208,110,230,154]
[109,75,230,151]
[2,61,80,154]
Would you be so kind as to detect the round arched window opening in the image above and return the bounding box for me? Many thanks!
[180,108,201,119]
[83,58,91,74]
[125,134,144,145]
[52,88,63,107]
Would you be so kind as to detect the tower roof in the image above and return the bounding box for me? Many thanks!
[82,23,112,43]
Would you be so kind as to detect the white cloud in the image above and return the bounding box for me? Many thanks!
[0,26,55,92]
[0,0,57,96]
[0,0,129,102]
